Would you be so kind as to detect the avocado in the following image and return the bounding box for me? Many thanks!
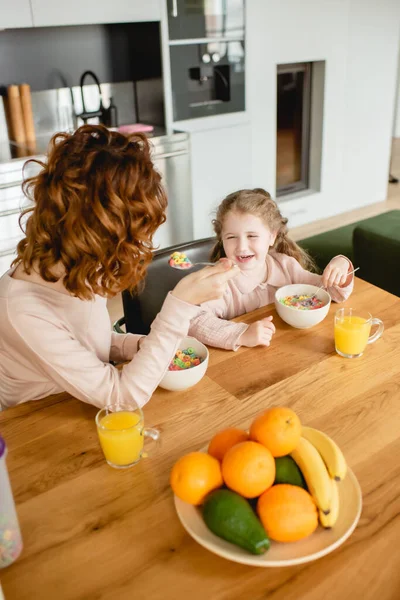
[202,489,270,555]
[274,456,307,489]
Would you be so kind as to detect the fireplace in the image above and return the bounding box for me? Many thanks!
[276,62,312,196]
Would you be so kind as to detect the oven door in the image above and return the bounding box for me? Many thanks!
[167,0,244,41]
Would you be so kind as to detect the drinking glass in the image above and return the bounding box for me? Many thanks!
[334,308,384,358]
[95,403,160,469]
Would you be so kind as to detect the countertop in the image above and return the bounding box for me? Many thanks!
[0,125,184,168]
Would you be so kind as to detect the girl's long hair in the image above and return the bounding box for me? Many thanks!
[210,188,316,271]
[12,124,167,299]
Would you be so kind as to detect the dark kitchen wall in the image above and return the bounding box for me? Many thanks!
[0,21,162,91]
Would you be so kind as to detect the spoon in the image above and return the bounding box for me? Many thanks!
[170,260,215,270]
[313,267,360,295]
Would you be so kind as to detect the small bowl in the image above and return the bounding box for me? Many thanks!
[158,336,209,391]
[275,284,331,329]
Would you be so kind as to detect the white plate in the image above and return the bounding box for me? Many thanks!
[174,467,362,567]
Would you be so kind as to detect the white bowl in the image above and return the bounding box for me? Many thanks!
[274,284,331,329]
[158,336,209,391]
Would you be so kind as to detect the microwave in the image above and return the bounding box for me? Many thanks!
[167,0,245,41]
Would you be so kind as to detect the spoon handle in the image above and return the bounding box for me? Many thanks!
[314,267,360,293]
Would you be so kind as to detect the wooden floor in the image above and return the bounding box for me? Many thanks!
[276,128,302,187]
[107,138,400,325]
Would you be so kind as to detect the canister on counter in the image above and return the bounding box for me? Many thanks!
[0,435,23,569]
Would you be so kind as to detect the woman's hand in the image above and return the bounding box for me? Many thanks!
[238,316,276,348]
[322,256,350,288]
[171,259,238,305]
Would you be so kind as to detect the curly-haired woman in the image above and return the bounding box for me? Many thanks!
[0,125,236,409]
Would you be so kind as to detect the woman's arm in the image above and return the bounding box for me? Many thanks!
[12,293,200,409]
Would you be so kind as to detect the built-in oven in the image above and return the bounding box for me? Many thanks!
[167,0,244,41]
[170,39,245,121]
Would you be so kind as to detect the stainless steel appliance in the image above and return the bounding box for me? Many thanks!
[0,131,192,277]
[147,132,193,250]
[170,40,245,120]
[167,1,246,121]
[167,0,244,41]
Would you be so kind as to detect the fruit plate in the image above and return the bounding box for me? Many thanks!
[174,467,362,567]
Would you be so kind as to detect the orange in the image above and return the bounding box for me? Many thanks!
[250,407,301,457]
[257,484,318,542]
[208,427,249,461]
[221,441,275,498]
[170,452,223,505]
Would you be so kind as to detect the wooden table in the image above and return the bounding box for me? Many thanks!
[1,278,400,600]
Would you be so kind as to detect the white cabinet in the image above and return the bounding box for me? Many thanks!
[0,158,40,277]
[187,121,252,240]
[30,0,161,27]
[0,0,33,28]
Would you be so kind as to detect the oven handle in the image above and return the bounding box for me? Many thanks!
[171,0,178,18]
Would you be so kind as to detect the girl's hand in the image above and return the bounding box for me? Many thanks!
[171,259,238,305]
[322,256,350,288]
[238,316,276,348]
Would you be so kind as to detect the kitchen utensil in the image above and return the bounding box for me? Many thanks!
[275,284,331,329]
[313,267,360,295]
[19,84,35,143]
[170,261,215,270]
[6,85,26,144]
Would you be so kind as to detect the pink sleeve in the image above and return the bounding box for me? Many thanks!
[189,294,249,351]
[284,254,354,302]
[12,292,200,409]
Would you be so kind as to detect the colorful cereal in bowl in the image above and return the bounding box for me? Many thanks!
[275,284,331,329]
[279,294,325,311]
[159,336,209,391]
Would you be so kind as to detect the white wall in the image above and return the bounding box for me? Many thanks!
[394,40,400,138]
[247,0,400,228]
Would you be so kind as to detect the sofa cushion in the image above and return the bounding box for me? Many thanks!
[353,210,400,297]
[298,224,356,271]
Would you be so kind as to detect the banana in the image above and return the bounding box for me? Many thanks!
[302,426,347,482]
[290,437,332,514]
[319,478,340,528]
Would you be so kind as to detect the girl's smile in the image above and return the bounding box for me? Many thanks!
[221,212,277,277]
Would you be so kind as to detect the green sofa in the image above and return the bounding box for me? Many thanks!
[298,210,400,297]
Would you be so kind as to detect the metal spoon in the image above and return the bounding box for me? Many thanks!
[313,267,360,295]
[170,260,215,270]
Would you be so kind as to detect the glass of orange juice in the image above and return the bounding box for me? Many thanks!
[334,308,384,358]
[95,403,160,469]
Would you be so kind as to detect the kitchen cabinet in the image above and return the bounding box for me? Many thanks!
[187,121,252,240]
[0,157,40,277]
[30,0,161,27]
[0,0,33,28]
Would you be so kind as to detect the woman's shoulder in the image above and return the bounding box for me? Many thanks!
[0,269,96,321]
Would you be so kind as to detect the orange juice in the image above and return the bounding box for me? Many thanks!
[98,411,143,467]
[334,315,371,356]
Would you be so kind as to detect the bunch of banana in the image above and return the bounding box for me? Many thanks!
[290,427,347,528]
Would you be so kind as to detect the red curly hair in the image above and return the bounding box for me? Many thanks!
[12,125,167,299]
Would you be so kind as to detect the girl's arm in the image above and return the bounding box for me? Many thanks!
[284,254,354,302]
[11,293,201,409]
[189,294,249,351]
